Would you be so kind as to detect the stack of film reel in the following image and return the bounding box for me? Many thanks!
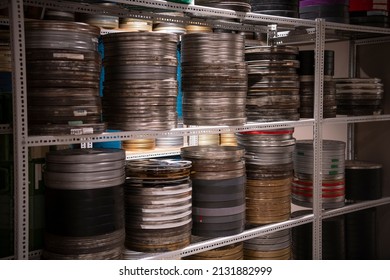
[298,50,336,118]
[43,9,75,21]
[334,78,384,116]
[299,0,350,23]
[220,133,238,146]
[78,2,119,29]
[345,160,382,202]
[292,211,346,259]
[350,0,389,28]
[118,18,153,32]
[153,12,186,34]
[244,229,292,260]
[198,134,220,146]
[186,236,244,260]
[181,33,247,126]
[102,32,178,131]
[185,24,213,34]
[245,46,300,122]
[43,148,126,260]
[124,159,192,254]
[345,208,377,259]
[181,146,246,260]
[167,0,192,3]
[156,136,184,148]
[122,139,156,152]
[237,129,295,260]
[195,0,252,12]
[292,140,346,209]
[25,20,105,135]
[250,0,299,17]
[156,124,184,148]
[198,134,238,146]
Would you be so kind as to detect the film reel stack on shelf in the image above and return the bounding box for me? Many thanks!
[4,0,390,261]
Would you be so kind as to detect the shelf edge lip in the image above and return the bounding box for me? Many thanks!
[126,149,181,160]
[139,214,314,260]
[323,115,390,124]
[25,119,314,147]
[322,197,390,219]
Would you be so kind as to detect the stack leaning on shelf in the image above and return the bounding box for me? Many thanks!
[181,146,246,260]
[43,148,126,260]
[25,20,106,135]
[237,129,295,260]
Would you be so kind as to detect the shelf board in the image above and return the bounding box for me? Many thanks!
[126,148,181,160]
[0,124,12,134]
[324,114,390,124]
[26,119,314,147]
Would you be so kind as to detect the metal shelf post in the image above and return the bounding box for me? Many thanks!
[9,0,29,259]
[312,18,326,260]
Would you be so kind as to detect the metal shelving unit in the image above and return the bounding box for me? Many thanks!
[5,0,390,260]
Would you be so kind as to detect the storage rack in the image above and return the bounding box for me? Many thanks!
[2,0,390,260]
